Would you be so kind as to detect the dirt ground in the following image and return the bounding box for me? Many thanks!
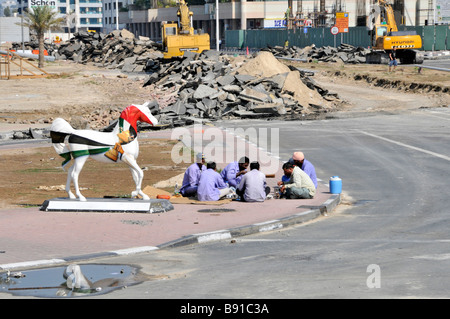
[0,139,189,208]
[0,57,449,208]
[1,57,448,125]
[0,61,155,129]
[289,60,449,115]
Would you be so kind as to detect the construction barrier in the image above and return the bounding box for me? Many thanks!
[225,25,449,51]
[31,50,49,56]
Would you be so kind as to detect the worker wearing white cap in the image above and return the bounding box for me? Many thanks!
[180,153,206,197]
[289,151,318,188]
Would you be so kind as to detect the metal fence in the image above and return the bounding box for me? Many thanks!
[225,25,449,51]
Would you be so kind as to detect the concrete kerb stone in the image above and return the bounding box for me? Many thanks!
[0,192,340,271]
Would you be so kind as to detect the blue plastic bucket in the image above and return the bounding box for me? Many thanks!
[329,176,342,194]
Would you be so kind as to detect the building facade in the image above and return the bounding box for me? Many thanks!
[122,0,442,43]
[102,0,126,33]
[16,0,103,33]
[0,16,30,43]
[10,0,447,43]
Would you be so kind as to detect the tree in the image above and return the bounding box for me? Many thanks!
[20,6,64,68]
[4,7,12,17]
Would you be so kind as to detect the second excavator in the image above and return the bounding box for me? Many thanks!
[366,0,423,64]
[161,0,210,59]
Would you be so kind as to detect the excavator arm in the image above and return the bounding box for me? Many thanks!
[177,0,194,35]
[161,0,210,58]
[379,0,398,32]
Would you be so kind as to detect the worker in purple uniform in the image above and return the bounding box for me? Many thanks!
[237,161,270,202]
[197,162,233,201]
[220,156,250,188]
[289,151,318,189]
[180,153,206,197]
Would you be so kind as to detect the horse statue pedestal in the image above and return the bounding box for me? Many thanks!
[40,197,174,214]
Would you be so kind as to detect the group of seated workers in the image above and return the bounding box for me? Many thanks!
[179,151,317,202]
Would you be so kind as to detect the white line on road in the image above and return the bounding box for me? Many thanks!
[356,130,450,162]
[238,238,450,244]
[414,110,450,121]
[411,253,450,261]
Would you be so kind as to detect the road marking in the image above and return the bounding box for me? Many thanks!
[414,110,450,121]
[196,231,232,243]
[356,130,450,162]
[238,238,450,244]
[411,253,450,261]
[110,246,159,255]
[259,223,283,232]
[0,259,66,271]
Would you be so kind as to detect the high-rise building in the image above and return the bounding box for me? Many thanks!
[102,0,125,33]
[16,0,103,33]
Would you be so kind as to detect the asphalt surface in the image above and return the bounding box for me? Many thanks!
[1,51,447,299]
[0,127,340,271]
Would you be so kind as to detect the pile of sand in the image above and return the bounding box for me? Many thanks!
[237,51,291,78]
[236,51,327,109]
[282,70,325,107]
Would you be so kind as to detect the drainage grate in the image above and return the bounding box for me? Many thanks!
[197,208,236,213]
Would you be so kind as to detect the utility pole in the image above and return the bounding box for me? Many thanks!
[116,0,119,30]
[215,0,219,51]
[21,9,24,51]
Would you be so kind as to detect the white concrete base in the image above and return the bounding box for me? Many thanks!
[40,197,173,213]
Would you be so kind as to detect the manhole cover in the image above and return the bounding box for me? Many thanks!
[197,208,236,213]
[0,263,142,298]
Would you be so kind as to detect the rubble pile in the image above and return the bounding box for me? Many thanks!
[141,50,338,128]
[4,32,342,140]
[10,33,59,56]
[57,29,163,73]
[262,43,370,64]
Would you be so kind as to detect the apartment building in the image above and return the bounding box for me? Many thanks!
[16,0,103,32]
[102,0,126,33]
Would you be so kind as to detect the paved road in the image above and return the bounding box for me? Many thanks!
[71,106,450,300]
[0,64,448,302]
[2,107,449,300]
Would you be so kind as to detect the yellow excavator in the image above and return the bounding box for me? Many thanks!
[367,0,423,64]
[161,0,210,59]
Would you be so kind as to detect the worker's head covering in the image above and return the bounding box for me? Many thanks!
[196,153,205,163]
[292,152,305,161]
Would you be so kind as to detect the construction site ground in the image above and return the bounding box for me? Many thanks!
[0,57,448,209]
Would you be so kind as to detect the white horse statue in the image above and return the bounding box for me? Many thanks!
[50,102,158,202]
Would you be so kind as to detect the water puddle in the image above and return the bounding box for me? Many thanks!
[0,263,142,298]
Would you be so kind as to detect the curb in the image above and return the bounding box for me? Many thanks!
[0,194,340,271]
[159,194,340,249]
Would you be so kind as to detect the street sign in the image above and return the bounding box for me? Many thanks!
[335,12,349,33]
[331,26,339,35]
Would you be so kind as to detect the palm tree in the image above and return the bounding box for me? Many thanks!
[20,6,64,68]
